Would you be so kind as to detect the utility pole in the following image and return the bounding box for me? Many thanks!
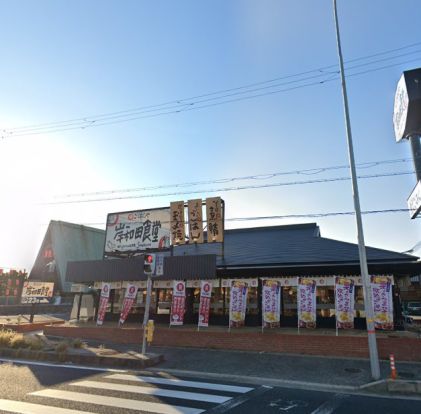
[333,0,381,380]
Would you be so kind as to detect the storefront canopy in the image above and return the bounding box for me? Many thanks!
[66,256,146,283]
[66,254,217,283]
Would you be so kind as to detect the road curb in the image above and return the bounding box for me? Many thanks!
[0,347,163,370]
[147,367,359,392]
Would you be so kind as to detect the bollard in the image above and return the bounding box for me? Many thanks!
[389,354,398,380]
[146,319,155,344]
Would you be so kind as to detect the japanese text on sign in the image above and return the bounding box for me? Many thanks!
[206,197,224,243]
[21,282,54,304]
[188,199,204,243]
[170,201,186,245]
[105,208,171,253]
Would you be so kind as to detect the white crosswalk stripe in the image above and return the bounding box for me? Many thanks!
[70,379,232,403]
[1,372,254,414]
[0,399,96,414]
[106,373,254,393]
[29,389,205,414]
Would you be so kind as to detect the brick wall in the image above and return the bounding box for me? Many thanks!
[44,325,421,361]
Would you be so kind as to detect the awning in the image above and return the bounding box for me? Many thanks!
[66,256,145,283]
[156,254,217,280]
[66,254,217,283]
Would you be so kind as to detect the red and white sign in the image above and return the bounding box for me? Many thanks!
[119,284,138,326]
[170,281,186,326]
[198,281,212,328]
[96,282,111,326]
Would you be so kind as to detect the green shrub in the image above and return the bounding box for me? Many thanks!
[26,337,44,350]
[55,341,69,353]
[9,334,26,349]
[71,338,84,349]
[0,329,16,347]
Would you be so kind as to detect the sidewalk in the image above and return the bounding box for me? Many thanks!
[149,345,421,388]
[44,322,421,362]
[58,339,421,391]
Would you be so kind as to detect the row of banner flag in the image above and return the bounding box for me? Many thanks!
[95,275,394,330]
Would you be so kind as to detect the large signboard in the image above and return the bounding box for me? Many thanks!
[21,281,54,304]
[297,277,316,329]
[371,275,394,330]
[335,277,355,329]
[105,208,171,254]
[393,73,409,142]
[408,180,421,219]
[170,281,186,326]
[262,279,281,328]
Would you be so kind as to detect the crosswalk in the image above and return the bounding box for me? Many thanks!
[0,372,254,414]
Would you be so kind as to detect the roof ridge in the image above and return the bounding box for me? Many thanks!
[50,220,105,234]
[223,223,318,233]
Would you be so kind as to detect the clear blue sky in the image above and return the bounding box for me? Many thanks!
[1,0,421,270]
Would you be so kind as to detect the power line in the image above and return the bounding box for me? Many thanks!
[69,207,413,227]
[44,170,414,205]
[54,156,416,199]
[5,41,421,132]
[2,42,421,138]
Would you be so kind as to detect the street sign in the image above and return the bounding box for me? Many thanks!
[408,180,421,219]
[393,68,421,142]
[154,254,164,276]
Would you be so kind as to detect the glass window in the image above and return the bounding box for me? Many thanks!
[317,287,335,318]
[282,287,297,317]
[247,287,259,315]
[157,288,172,314]
[211,287,224,316]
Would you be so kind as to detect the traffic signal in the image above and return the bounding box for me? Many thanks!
[144,254,156,274]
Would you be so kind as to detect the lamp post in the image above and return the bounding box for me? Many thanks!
[333,0,381,380]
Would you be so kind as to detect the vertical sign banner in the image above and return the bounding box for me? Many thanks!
[262,279,281,328]
[229,281,248,328]
[96,282,111,326]
[170,281,186,326]
[170,201,186,245]
[118,284,139,326]
[298,277,317,328]
[155,254,165,276]
[371,275,394,330]
[105,208,171,254]
[188,199,204,243]
[206,197,224,243]
[335,277,355,329]
[198,281,212,328]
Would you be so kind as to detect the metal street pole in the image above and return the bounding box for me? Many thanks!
[141,273,152,355]
[333,0,381,380]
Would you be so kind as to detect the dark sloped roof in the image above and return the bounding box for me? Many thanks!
[171,223,418,267]
[29,221,105,292]
[32,221,420,288]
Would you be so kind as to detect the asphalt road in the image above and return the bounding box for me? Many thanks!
[0,359,420,414]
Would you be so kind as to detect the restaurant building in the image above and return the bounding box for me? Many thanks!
[29,216,421,329]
